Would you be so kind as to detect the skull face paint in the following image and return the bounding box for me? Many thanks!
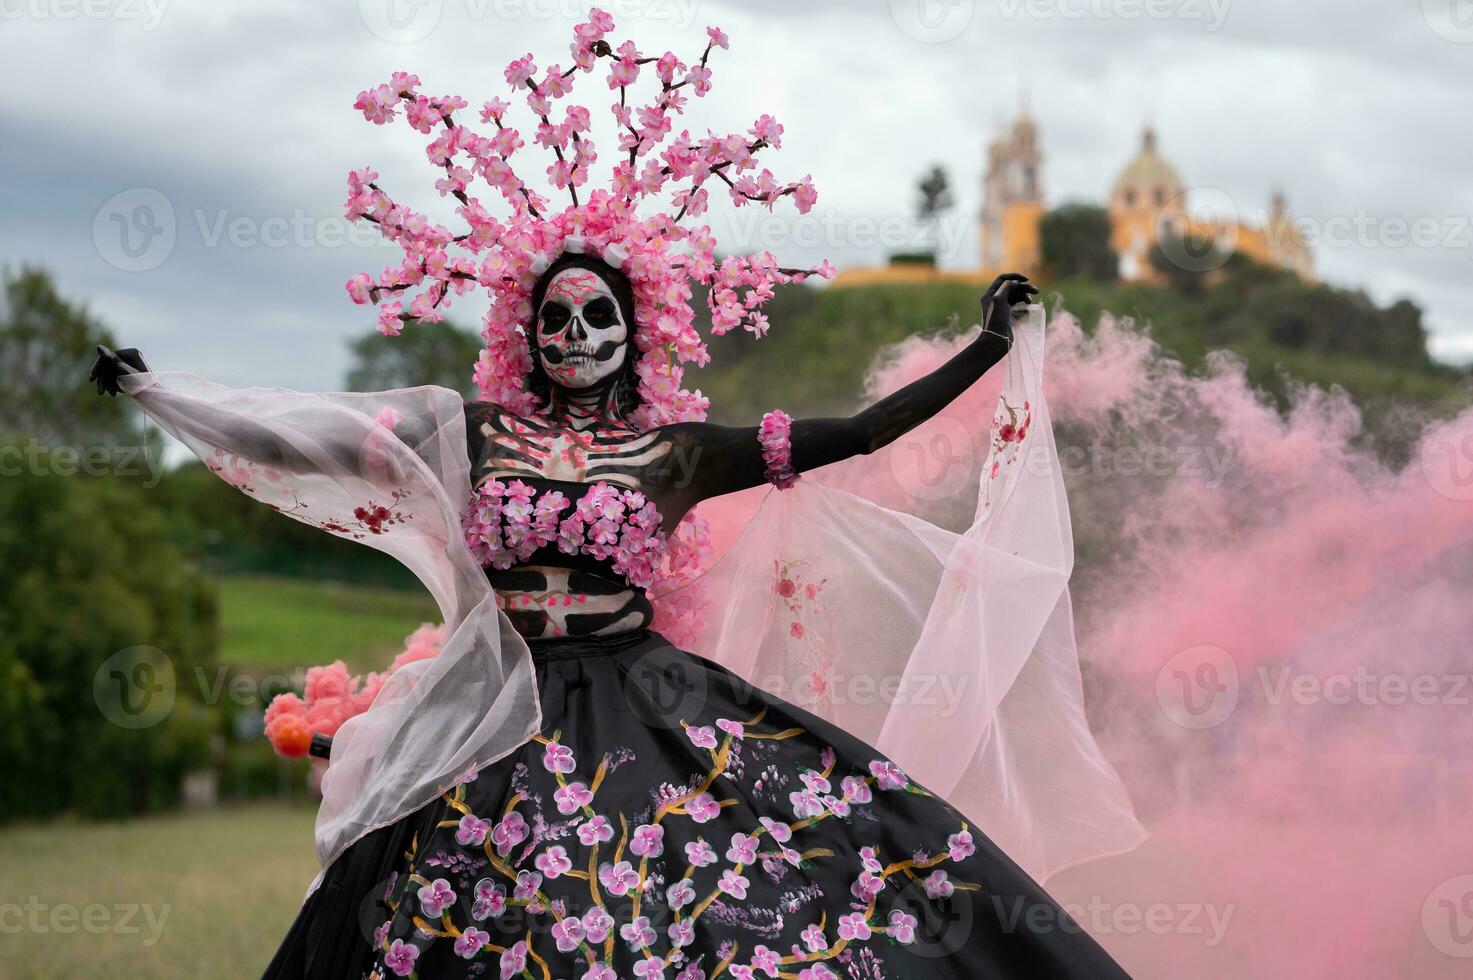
[536,268,629,391]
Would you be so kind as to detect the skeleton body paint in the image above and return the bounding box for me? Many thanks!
[468,264,1031,642]
[474,263,675,641]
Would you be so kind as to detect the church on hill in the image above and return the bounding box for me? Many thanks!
[835,112,1313,288]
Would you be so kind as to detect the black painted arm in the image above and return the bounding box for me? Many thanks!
[663,274,1036,504]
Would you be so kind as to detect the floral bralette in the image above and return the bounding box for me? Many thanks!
[460,479,668,589]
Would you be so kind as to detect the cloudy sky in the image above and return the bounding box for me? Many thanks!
[3,0,1471,395]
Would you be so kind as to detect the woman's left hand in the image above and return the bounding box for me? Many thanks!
[980,273,1039,348]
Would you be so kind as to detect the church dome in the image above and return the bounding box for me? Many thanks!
[1112,127,1182,211]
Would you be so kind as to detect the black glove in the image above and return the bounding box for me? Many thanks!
[89,345,150,396]
[979,273,1039,350]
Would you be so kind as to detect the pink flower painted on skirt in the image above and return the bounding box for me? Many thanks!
[455,814,491,846]
[384,938,419,976]
[417,878,457,917]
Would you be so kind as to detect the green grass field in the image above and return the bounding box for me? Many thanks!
[218,574,440,672]
[0,574,438,978]
[0,803,318,980]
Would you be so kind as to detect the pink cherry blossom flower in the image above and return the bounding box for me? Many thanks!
[554,781,593,815]
[666,878,696,911]
[471,879,506,920]
[582,905,615,943]
[499,940,527,980]
[455,814,490,846]
[888,909,918,944]
[551,914,586,952]
[668,917,696,947]
[417,878,456,918]
[726,832,759,864]
[837,912,871,941]
[686,792,721,823]
[543,740,576,773]
[789,789,823,819]
[850,871,885,902]
[685,839,718,866]
[686,725,717,749]
[535,844,573,878]
[923,869,955,899]
[454,926,490,959]
[346,272,375,305]
[621,915,657,950]
[599,859,639,896]
[384,938,419,976]
[492,812,529,854]
[630,823,665,857]
[504,54,536,88]
[718,869,749,899]
[869,759,907,790]
[800,922,827,952]
[759,817,791,842]
[512,869,542,901]
[578,814,614,845]
[633,957,667,979]
[842,775,872,804]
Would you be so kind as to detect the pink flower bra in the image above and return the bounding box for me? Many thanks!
[461,479,669,590]
[461,419,799,590]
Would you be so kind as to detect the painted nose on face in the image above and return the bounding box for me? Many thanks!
[568,316,588,342]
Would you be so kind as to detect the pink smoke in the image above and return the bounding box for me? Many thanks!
[847,308,1473,977]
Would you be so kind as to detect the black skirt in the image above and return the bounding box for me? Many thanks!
[264,630,1130,979]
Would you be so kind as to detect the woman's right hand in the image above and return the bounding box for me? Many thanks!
[89,345,149,396]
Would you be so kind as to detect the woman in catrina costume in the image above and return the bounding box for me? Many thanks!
[92,11,1144,977]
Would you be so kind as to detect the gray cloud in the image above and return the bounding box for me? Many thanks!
[1,0,1468,391]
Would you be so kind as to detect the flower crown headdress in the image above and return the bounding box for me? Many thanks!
[342,8,835,430]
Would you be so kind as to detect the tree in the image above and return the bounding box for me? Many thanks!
[1039,204,1117,282]
[345,319,483,397]
[904,164,955,265]
[0,451,218,820]
[0,266,139,447]
[1149,230,1226,296]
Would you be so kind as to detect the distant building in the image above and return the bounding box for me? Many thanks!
[980,111,1045,273]
[834,115,1312,288]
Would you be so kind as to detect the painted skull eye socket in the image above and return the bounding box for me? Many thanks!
[583,297,620,330]
[539,301,572,334]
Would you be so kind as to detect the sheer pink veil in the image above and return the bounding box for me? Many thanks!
[116,372,539,884]
[654,307,1146,881]
[118,303,1142,890]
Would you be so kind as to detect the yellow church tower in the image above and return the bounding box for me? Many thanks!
[980,111,1045,274]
